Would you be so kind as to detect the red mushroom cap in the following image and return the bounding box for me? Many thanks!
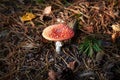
[42,23,74,41]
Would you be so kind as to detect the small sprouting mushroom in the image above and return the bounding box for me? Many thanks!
[42,23,74,53]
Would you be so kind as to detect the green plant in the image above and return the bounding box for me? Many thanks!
[79,35,102,57]
[34,0,44,4]
[61,0,72,6]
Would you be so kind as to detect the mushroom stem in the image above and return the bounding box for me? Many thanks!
[55,41,62,54]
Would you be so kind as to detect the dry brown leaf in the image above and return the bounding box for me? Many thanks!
[48,70,57,80]
[43,6,52,15]
[67,61,76,70]
[83,26,93,33]
[96,51,105,63]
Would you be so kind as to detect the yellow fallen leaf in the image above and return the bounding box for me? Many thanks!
[20,12,36,22]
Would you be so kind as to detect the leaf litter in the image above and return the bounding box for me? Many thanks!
[0,0,120,80]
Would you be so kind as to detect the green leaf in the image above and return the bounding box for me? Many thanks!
[79,40,90,52]
[79,44,84,52]
[97,40,102,47]
[83,45,90,55]
[35,0,44,3]
[93,43,101,52]
[78,35,103,57]
[89,46,94,57]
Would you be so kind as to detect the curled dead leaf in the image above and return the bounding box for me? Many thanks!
[82,26,93,33]
[43,6,52,15]
[111,33,117,43]
[48,70,57,80]
[111,23,120,32]
[67,61,76,70]
[112,32,120,43]
[95,51,105,63]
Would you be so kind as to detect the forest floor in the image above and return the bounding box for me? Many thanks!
[0,0,120,80]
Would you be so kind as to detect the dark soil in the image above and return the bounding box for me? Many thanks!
[0,0,120,80]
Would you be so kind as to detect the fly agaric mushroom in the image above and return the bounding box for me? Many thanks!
[42,23,74,53]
